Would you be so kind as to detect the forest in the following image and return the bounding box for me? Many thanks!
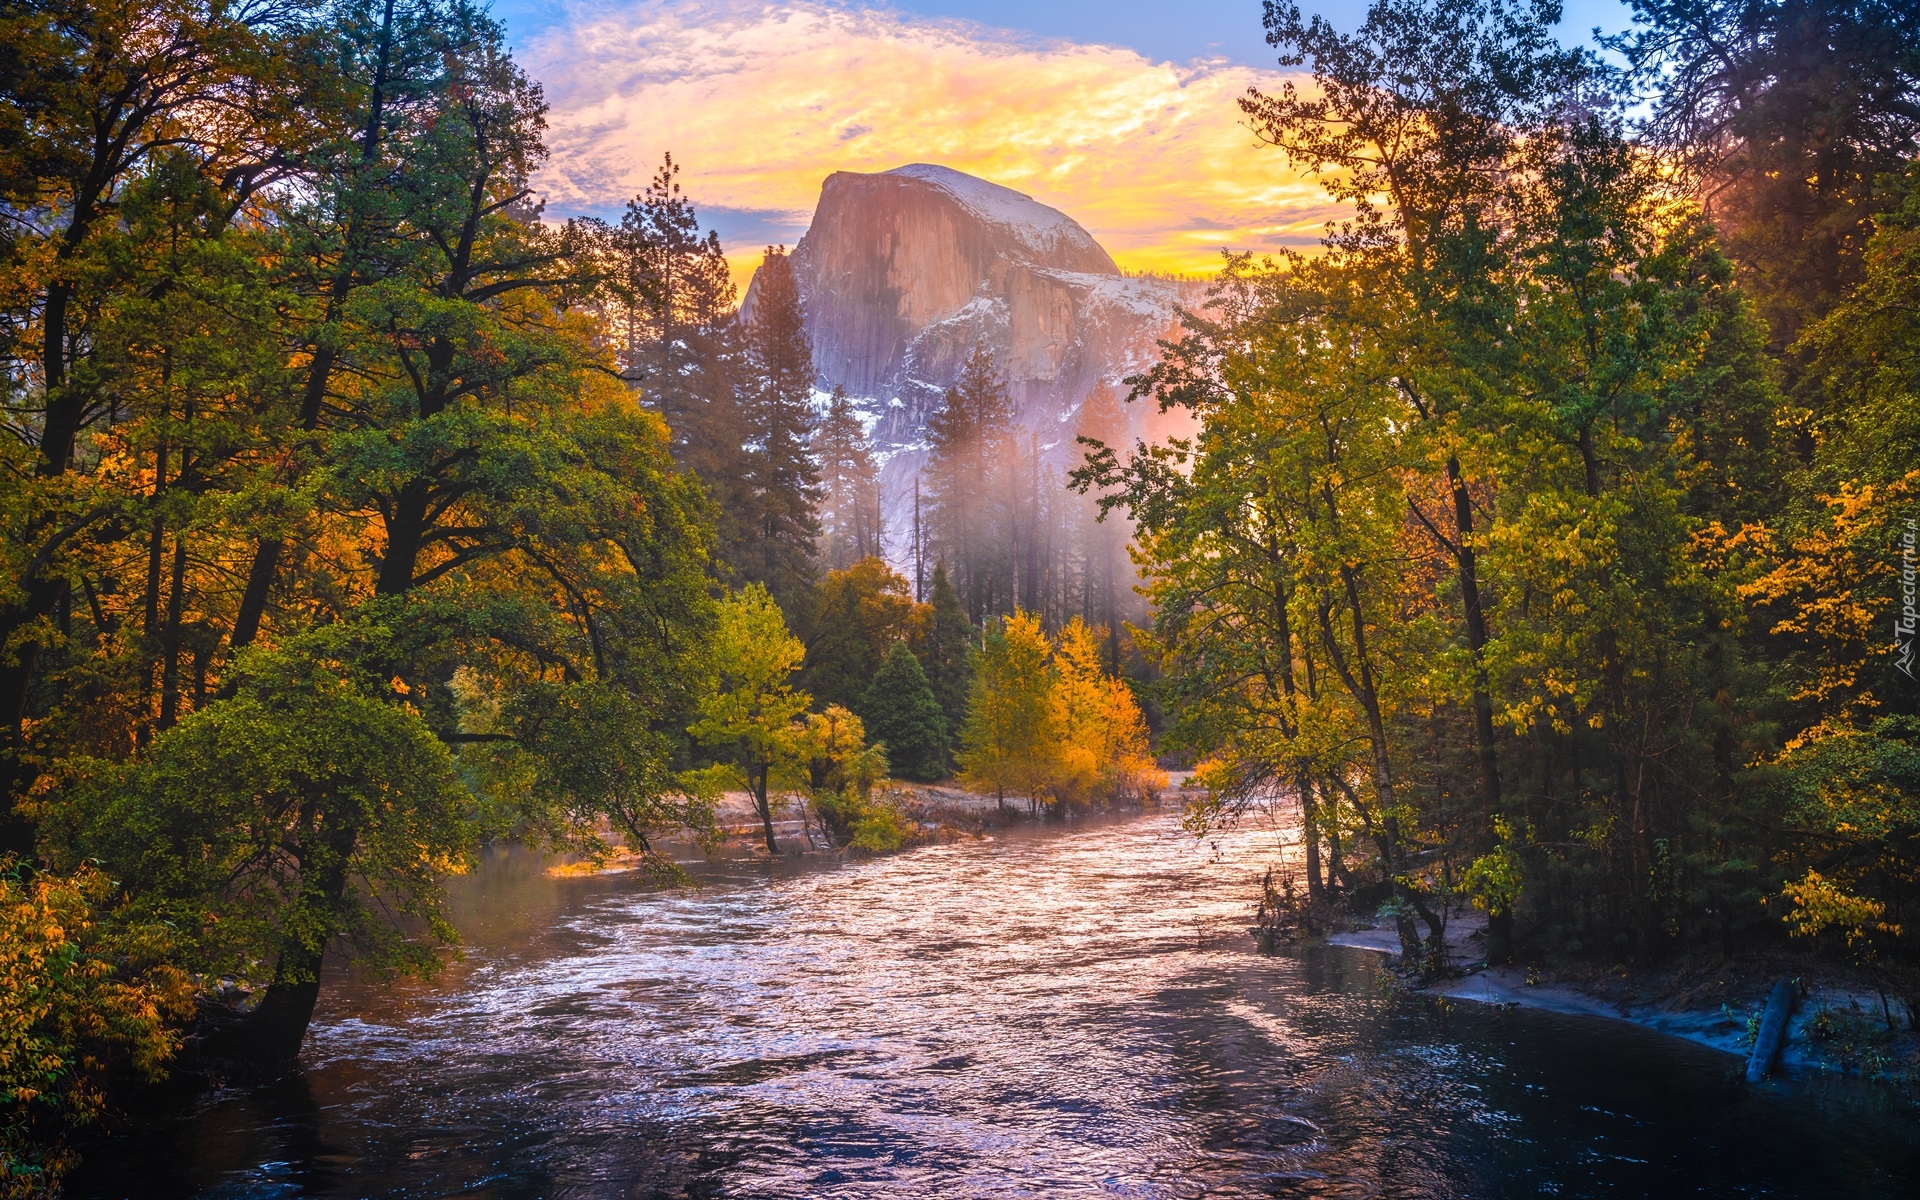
[1078,0,1920,1006]
[2,0,1919,1190]
[0,0,1162,1187]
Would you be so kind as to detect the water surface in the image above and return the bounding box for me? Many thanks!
[76,810,1920,1198]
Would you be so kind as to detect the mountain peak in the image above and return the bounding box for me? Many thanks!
[879,164,1105,264]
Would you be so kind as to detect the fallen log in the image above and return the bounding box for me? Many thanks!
[1746,977,1795,1083]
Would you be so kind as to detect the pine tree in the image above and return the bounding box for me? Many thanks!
[739,247,823,619]
[917,563,975,755]
[603,155,752,563]
[859,642,948,782]
[814,386,884,570]
[923,343,1015,622]
[1073,381,1133,667]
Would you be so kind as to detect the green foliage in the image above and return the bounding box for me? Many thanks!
[0,10,721,1173]
[690,585,812,851]
[1461,819,1525,918]
[917,564,976,748]
[735,249,822,619]
[957,613,1058,811]
[815,388,885,570]
[859,642,948,782]
[36,629,475,985]
[955,612,1162,811]
[848,795,914,853]
[805,558,916,710]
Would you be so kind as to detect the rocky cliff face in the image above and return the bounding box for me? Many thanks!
[746,164,1200,552]
[752,164,1195,440]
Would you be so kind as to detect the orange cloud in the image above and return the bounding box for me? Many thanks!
[526,1,1339,282]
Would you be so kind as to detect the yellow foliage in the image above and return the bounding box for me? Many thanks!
[1736,474,1920,713]
[1,861,195,1198]
[1780,870,1902,945]
[1050,619,1167,806]
[959,615,1163,811]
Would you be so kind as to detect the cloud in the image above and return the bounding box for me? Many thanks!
[524,0,1340,281]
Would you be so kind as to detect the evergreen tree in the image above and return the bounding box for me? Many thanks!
[923,343,1015,622]
[916,563,975,754]
[604,154,749,539]
[814,386,884,570]
[1072,382,1132,667]
[859,641,948,782]
[740,247,822,619]
[1617,0,1920,350]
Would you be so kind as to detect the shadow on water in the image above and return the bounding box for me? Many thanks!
[72,812,1920,1199]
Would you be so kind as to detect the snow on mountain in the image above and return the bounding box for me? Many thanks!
[745,164,1207,565]
[883,164,1106,263]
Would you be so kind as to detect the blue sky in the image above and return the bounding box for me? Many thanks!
[489,0,1640,64]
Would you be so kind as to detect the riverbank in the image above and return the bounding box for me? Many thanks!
[555,773,1208,872]
[1328,921,1920,1083]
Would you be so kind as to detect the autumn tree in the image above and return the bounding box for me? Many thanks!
[690,585,811,854]
[957,612,1057,814]
[1050,618,1165,806]
[5,1,720,1085]
[803,557,918,710]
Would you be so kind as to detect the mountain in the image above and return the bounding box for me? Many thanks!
[745,165,1201,554]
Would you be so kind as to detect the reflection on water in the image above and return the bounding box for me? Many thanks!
[76,811,1919,1198]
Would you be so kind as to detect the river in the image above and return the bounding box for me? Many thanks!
[73,809,1920,1198]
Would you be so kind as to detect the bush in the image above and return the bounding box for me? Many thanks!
[0,861,194,1199]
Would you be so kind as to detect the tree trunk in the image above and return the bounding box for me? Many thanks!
[159,536,188,729]
[211,803,361,1076]
[377,481,432,597]
[755,764,780,853]
[1299,774,1324,901]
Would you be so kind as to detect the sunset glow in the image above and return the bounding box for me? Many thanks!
[524,0,1341,284]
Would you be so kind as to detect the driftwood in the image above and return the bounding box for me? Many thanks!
[1746,977,1796,1083]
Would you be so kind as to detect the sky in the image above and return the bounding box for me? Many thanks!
[494,0,1640,284]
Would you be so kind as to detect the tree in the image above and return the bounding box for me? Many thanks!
[814,387,884,571]
[3,2,721,1082]
[796,704,893,848]
[1071,382,1133,666]
[1615,0,1920,349]
[598,152,748,543]
[956,612,1057,814]
[859,642,948,782]
[0,0,326,853]
[738,247,822,620]
[689,585,811,854]
[915,563,975,756]
[803,557,918,710]
[1050,619,1165,806]
[0,860,193,1197]
[923,344,1016,622]
[38,629,476,1065]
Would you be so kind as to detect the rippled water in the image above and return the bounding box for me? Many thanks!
[77,810,1919,1198]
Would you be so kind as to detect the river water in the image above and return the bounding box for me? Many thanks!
[76,809,1919,1198]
